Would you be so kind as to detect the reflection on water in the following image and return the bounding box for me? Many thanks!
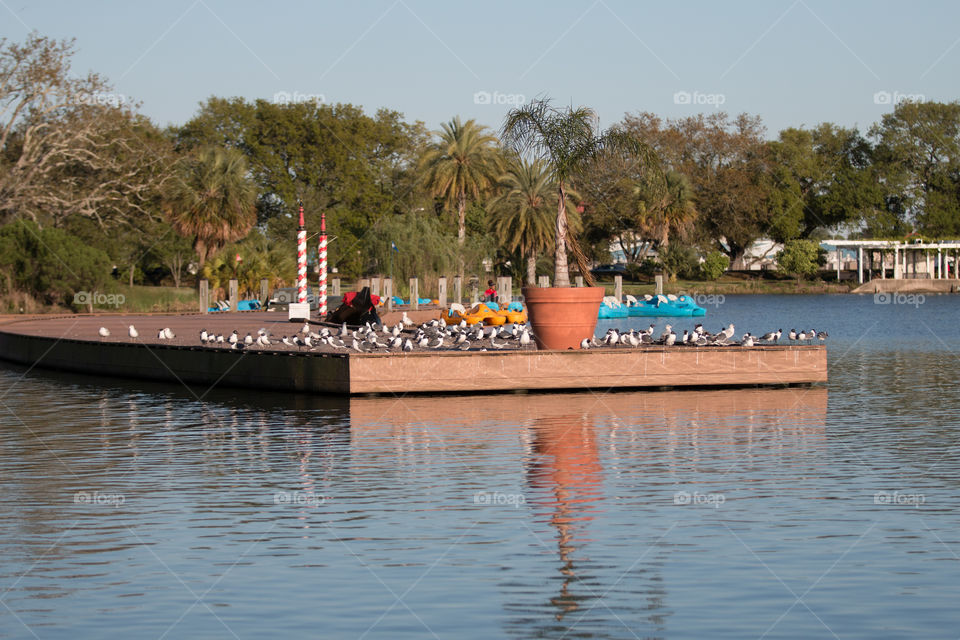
[3,293,960,639]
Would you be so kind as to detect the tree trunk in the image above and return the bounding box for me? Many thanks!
[457,190,466,281]
[526,247,537,285]
[195,238,207,269]
[554,181,570,288]
[128,264,134,287]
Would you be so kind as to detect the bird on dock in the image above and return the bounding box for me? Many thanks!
[403,338,414,352]
[303,335,313,349]
[788,329,797,341]
[741,333,755,347]
[230,342,245,351]
[665,331,677,347]
[257,334,271,347]
[281,336,293,347]
[244,333,254,345]
[817,331,829,340]
[199,329,208,342]
[351,338,365,352]
[128,325,138,339]
[580,338,591,349]
[390,336,403,349]
[402,312,414,327]
[721,324,735,341]
[759,329,781,343]
[798,330,808,341]
[98,327,110,338]
[659,324,673,343]
[680,330,690,345]
[228,331,239,345]
[157,328,166,340]
[519,330,532,348]
[163,327,175,340]
[301,322,310,335]
[215,334,224,345]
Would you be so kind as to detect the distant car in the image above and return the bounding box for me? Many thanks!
[590,264,629,278]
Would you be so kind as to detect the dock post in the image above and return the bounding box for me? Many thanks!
[655,274,664,295]
[498,276,512,304]
[199,279,209,314]
[259,278,269,305]
[438,277,447,308]
[358,278,370,291]
[836,247,841,280]
[894,248,899,279]
[575,276,583,287]
[384,278,393,311]
[332,278,341,297]
[410,278,419,310]
[453,276,462,304]
[370,276,381,297]
[857,247,863,284]
[538,275,549,288]
[614,275,623,302]
[228,279,238,311]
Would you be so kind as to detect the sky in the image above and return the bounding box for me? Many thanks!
[2,0,959,137]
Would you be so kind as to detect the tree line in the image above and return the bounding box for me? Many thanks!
[2,32,960,310]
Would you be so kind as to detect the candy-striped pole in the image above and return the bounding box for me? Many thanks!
[318,212,327,317]
[296,203,307,305]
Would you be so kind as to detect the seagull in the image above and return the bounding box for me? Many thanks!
[519,330,532,348]
[418,335,430,349]
[390,336,403,349]
[797,330,808,341]
[351,338,365,352]
[244,333,254,345]
[403,338,414,352]
[458,340,472,351]
[199,329,208,342]
[680,330,689,345]
[98,327,110,338]
[157,329,166,340]
[127,325,138,339]
[215,334,225,345]
[580,338,591,349]
[281,336,293,347]
[489,333,505,349]
[659,324,673,343]
[817,331,829,340]
[759,329,781,343]
[230,342,245,351]
[665,331,677,346]
[163,327,175,340]
[228,331,239,345]
[402,312,414,327]
[741,333,754,347]
[303,335,314,349]
[301,322,310,335]
[788,329,797,341]
[721,324,735,341]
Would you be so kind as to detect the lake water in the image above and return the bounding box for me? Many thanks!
[2,294,959,639]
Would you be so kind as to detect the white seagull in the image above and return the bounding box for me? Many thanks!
[128,325,138,339]
[98,327,110,338]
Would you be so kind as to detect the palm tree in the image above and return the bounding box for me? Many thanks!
[164,146,257,268]
[419,117,501,276]
[502,99,660,287]
[489,157,579,285]
[637,169,698,249]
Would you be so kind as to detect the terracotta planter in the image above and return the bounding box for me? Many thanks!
[521,286,604,350]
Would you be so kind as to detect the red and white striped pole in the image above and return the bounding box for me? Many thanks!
[296,203,307,305]
[318,212,327,317]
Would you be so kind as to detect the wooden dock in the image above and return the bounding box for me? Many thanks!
[0,313,826,395]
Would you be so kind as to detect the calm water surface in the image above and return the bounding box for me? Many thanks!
[2,294,959,639]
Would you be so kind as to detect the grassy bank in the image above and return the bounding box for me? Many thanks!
[592,272,856,297]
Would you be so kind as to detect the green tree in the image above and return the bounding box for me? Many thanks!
[164,146,257,268]
[777,239,820,282]
[489,157,578,285]
[419,117,501,276]
[502,98,659,287]
[870,101,960,238]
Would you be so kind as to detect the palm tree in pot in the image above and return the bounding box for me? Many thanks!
[501,98,660,349]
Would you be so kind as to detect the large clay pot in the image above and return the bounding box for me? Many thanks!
[521,286,604,350]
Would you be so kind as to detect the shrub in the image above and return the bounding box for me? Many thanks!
[0,219,113,308]
[777,240,820,281]
[699,251,730,281]
[659,244,699,280]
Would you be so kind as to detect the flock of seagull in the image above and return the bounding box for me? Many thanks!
[97,314,827,354]
[587,324,827,349]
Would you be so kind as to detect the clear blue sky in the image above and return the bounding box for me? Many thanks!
[3,0,958,137]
